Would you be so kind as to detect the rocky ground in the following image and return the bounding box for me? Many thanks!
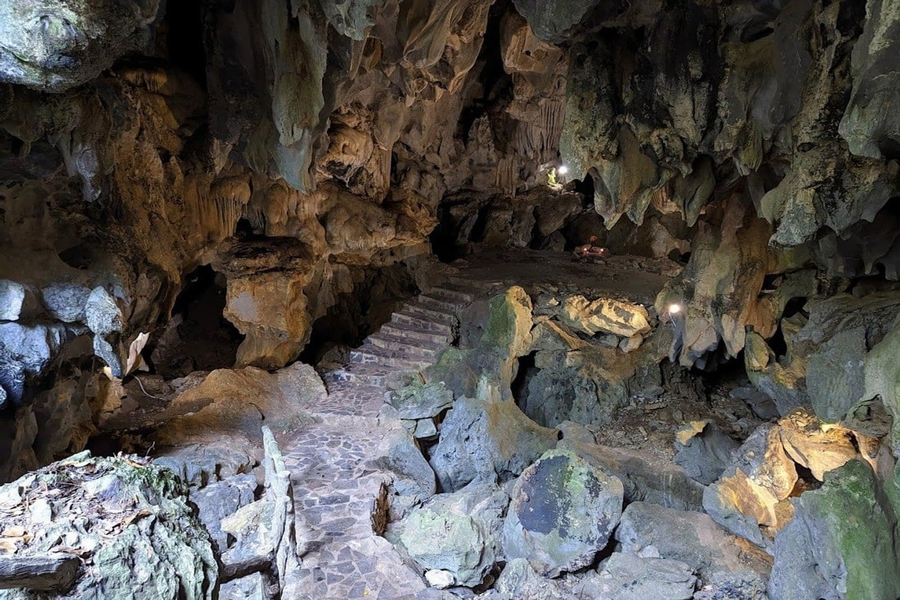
[5,253,896,600]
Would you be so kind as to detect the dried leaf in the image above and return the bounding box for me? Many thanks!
[1,526,25,538]
[122,509,153,528]
[0,540,17,555]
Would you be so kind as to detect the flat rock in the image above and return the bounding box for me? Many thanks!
[578,552,697,600]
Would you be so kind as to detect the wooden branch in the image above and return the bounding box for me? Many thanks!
[0,554,79,591]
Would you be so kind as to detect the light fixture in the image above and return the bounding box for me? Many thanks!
[557,165,569,176]
[667,303,682,315]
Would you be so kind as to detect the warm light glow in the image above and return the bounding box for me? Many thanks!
[668,303,682,315]
[557,165,569,176]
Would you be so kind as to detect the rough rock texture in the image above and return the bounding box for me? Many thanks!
[0,451,217,600]
[768,460,900,600]
[501,449,624,577]
[585,553,697,600]
[616,502,772,585]
[395,508,495,588]
[428,380,559,492]
[674,420,739,485]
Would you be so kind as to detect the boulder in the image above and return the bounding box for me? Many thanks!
[555,295,652,338]
[389,380,455,420]
[395,508,495,588]
[493,558,574,600]
[580,553,697,600]
[702,424,798,550]
[674,420,739,485]
[776,408,858,481]
[559,421,705,511]
[616,502,772,583]
[190,474,258,552]
[501,449,624,576]
[429,381,558,492]
[768,460,900,600]
[374,426,436,501]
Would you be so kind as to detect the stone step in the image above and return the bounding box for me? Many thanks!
[417,294,462,313]
[391,310,454,334]
[321,365,388,387]
[368,333,441,358]
[349,345,431,371]
[425,286,475,304]
[399,302,458,325]
[378,321,453,346]
[448,275,500,292]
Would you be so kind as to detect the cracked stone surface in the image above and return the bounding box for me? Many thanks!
[279,286,474,599]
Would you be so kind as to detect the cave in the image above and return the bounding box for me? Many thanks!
[1,1,900,599]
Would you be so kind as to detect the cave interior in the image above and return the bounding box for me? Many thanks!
[1,0,900,599]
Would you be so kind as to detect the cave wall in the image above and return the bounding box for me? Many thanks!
[0,0,899,483]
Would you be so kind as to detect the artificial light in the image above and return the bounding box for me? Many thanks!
[668,303,682,315]
[557,165,569,176]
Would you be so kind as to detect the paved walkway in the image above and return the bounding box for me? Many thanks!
[279,285,477,599]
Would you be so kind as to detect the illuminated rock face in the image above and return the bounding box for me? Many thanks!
[0,0,162,91]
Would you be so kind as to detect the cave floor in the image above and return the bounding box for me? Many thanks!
[442,248,683,305]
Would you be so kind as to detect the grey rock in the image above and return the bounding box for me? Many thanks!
[85,287,125,378]
[429,388,558,492]
[839,0,900,159]
[559,421,705,511]
[40,283,90,323]
[219,572,267,600]
[191,474,258,552]
[512,0,603,42]
[153,444,256,489]
[674,420,739,485]
[389,380,454,420]
[579,552,696,600]
[616,502,771,582]
[422,481,510,546]
[768,460,900,600]
[374,426,436,500]
[0,0,163,92]
[396,508,495,588]
[0,322,67,405]
[0,280,25,321]
[501,449,624,577]
[493,558,574,600]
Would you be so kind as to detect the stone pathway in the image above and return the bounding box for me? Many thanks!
[280,285,476,599]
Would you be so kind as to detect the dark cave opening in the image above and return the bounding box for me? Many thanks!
[301,263,419,365]
[161,0,207,87]
[148,265,243,379]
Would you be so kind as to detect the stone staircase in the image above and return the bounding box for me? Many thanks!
[323,286,476,391]
[281,284,477,599]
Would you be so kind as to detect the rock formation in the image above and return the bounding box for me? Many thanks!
[1,0,900,598]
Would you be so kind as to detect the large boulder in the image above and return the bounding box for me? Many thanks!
[394,508,495,588]
[429,381,558,491]
[374,425,436,501]
[616,502,772,584]
[580,553,697,600]
[702,424,798,551]
[768,460,900,600]
[501,449,624,576]
[674,420,739,485]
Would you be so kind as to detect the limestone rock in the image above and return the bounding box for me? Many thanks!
[674,420,739,485]
[501,449,624,577]
[583,552,697,600]
[556,295,651,338]
[559,421,705,511]
[0,452,217,600]
[396,508,495,588]
[374,425,436,501]
[511,0,603,43]
[155,363,324,445]
[389,380,454,420]
[839,0,900,159]
[190,474,258,552]
[0,0,162,92]
[615,502,771,584]
[703,424,798,551]
[429,382,558,492]
[493,558,573,600]
[768,460,900,600]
